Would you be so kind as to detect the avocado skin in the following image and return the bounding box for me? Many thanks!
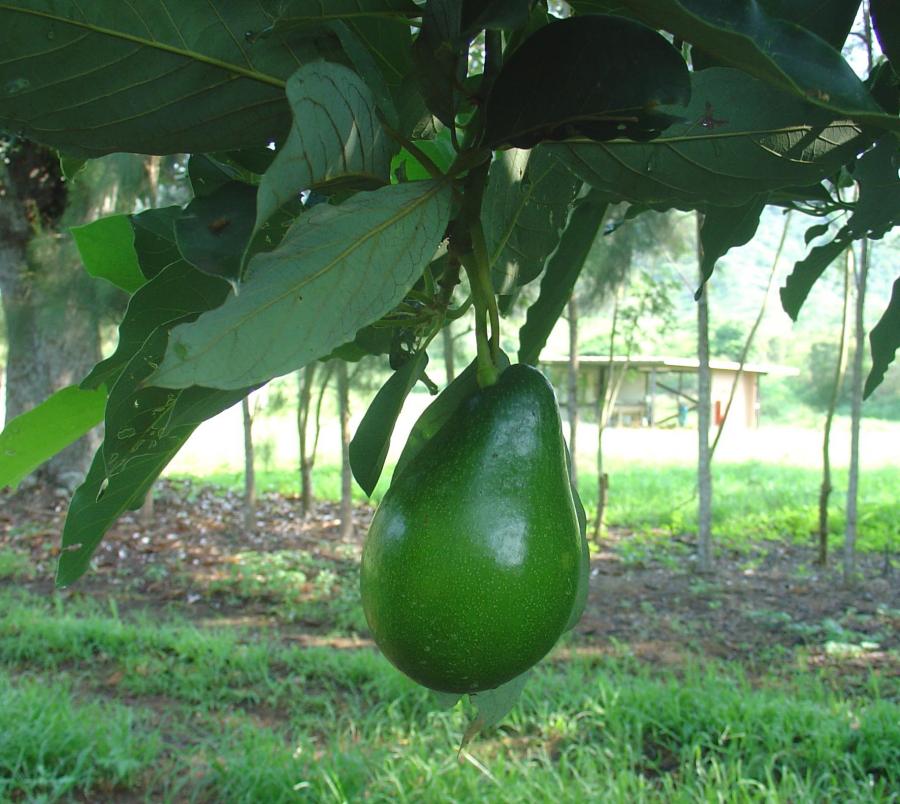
[360,363,581,693]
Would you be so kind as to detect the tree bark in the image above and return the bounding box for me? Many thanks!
[567,296,579,487]
[242,396,256,532]
[844,237,868,585]
[337,361,354,540]
[818,249,851,565]
[1,145,147,489]
[297,364,318,517]
[442,322,455,384]
[696,214,713,573]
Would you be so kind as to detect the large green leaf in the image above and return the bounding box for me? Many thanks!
[81,261,233,391]
[553,68,864,209]
[518,192,608,365]
[255,62,392,233]
[697,197,767,288]
[781,137,899,320]
[864,278,899,399]
[262,0,418,30]
[0,1,339,156]
[483,15,691,149]
[349,350,428,496]
[0,385,106,490]
[152,180,452,390]
[483,148,582,294]
[758,0,860,50]
[57,330,251,586]
[571,0,896,131]
[71,214,146,293]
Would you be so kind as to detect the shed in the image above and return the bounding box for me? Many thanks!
[540,355,797,429]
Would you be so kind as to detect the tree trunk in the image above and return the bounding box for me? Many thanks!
[567,296,579,487]
[242,396,256,532]
[442,322,455,384]
[1,145,147,489]
[593,291,620,540]
[844,237,868,585]
[818,249,851,566]
[696,215,713,572]
[337,361,354,540]
[297,364,317,517]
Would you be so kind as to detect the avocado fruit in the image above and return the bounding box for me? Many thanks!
[360,363,586,694]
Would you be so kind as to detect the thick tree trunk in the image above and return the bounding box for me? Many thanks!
[337,361,354,540]
[1,145,146,489]
[242,397,256,531]
[297,364,317,517]
[696,215,713,572]
[442,322,455,384]
[567,296,579,487]
[818,250,851,566]
[844,238,868,585]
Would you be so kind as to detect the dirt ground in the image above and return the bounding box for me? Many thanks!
[2,480,897,691]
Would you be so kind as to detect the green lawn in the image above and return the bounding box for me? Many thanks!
[1,587,897,802]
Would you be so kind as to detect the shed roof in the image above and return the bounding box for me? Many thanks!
[539,355,799,376]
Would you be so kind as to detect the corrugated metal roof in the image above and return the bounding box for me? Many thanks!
[539,355,799,376]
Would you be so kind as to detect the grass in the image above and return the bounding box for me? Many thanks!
[174,460,899,556]
[0,587,896,802]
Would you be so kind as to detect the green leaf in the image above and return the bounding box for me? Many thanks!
[58,154,87,181]
[518,192,608,365]
[0,2,339,156]
[865,277,900,399]
[57,329,251,586]
[461,0,532,37]
[255,62,392,233]
[572,0,896,132]
[152,180,452,390]
[554,68,864,208]
[461,671,531,749]
[81,261,233,391]
[758,0,860,50]
[803,222,832,245]
[188,155,250,198]
[350,350,428,495]
[483,148,582,294]
[484,15,691,149]
[71,214,146,293]
[393,352,511,482]
[697,197,767,290]
[781,137,900,320]
[131,206,182,281]
[412,0,467,126]
[871,0,900,66]
[263,0,419,31]
[0,385,106,490]
[780,239,847,321]
[175,182,258,284]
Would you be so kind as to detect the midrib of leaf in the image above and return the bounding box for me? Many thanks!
[0,4,288,89]
[175,180,448,358]
[564,123,859,148]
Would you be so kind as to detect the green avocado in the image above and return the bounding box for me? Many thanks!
[360,363,585,694]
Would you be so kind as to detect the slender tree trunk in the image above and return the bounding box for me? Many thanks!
[337,361,354,540]
[818,250,851,565]
[696,215,713,572]
[593,291,620,540]
[442,322,456,384]
[242,396,256,531]
[567,296,579,487]
[297,364,317,517]
[844,238,868,585]
[710,212,790,458]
